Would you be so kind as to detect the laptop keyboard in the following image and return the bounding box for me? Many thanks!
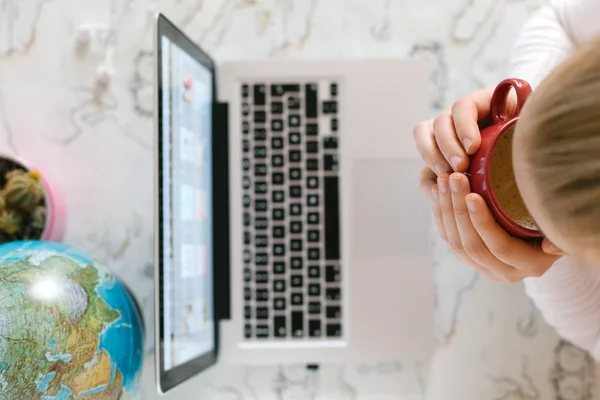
[241,81,342,341]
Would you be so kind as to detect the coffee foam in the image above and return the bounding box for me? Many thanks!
[489,125,538,231]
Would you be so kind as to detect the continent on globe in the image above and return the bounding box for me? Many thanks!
[0,241,144,400]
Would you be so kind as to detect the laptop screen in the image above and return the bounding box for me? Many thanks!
[156,14,217,391]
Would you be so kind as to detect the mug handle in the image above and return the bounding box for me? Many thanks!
[490,78,532,124]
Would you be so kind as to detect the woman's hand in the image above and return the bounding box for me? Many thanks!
[413,87,559,282]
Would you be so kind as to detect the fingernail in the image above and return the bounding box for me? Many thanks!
[463,138,472,153]
[435,163,447,176]
[438,179,448,194]
[450,176,461,194]
[431,187,439,201]
[450,156,462,171]
[466,197,477,213]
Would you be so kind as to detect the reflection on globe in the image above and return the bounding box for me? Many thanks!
[0,240,144,399]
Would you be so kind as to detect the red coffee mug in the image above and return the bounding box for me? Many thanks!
[466,78,542,239]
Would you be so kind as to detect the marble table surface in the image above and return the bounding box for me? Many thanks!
[1,0,597,398]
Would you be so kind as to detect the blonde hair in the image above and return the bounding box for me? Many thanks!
[519,34,600,240]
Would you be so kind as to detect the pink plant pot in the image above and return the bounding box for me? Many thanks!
[0,153,66,242]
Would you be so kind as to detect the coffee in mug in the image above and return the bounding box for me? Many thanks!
[489,125,538,231]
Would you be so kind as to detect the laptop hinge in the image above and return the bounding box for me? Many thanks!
[213,102,231,321]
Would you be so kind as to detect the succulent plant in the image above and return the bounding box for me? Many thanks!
[30,205,47,231]
[0,210,21,235]
[0,195,5,213]
[4,170,44,211]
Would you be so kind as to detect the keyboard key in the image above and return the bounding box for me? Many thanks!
[242,176,251,189]
[326,265,341,282]
[274,316,287,338]
[289,115,301,128]
[256,289,269,302]
[306,123,318,136]
[272,172,284,185]
[254,163,267,177]
[291,257,303,270]
[273,190,285,203]
[255,199,268,212]
[254,110,266,123]
[307,194,319,207]
[243,158,250,171]
[290,203,302,216]
[272,208,285,221]
[253,84,266,105]
[309,320,322,337]
[331,118,338,132]
[308,212,320,224]
[324,137,338,149]
[323,101,338,114]
[244,231,251,245]
[255,182,267,194]
[256,270,268,284]
[271,84,300,96]
[274,297,286,310]
[245,324,252,338]
[255,252,268,266]
[255,218,268,230]
[324,176,341,260]
[273,243,285,256]
[243,213,251,227]
[254,146,267,158]
[242,102,250,116]
[243,194,251,207]
[308,301,321,314]
[245,306,252,319]
[324,155,339,171]
[272,119,284,132]
[289,168,301,180]
[290,221,303,234]
[306,159,319,171]
[273,226,285,238]
[256,325,269,338]
[271,101,283,114]
[274,279,286,292]
[273,261,286,274]
[291,239,303,252]
[291,275,303,288]
[272,154,284,167]
[308,283,321,296]
[330,83,338,97]
[242,121,250,134]
[288,96,301,110]
[272,137,284,149]
[308,265,320,278]
[256,307,269,320]
[243,140,250,152]
[254,128,267,141]
[326,288,341,301]
[306,141,319,154]
[244,250,252,263]
[308,248,320,261]
[327,306,342,319]
[289,132,301,145]
[291,292,304,306]
[242,84,249,98]
[308,230,320,242]
[292,311,304,338]
[290,185,302,198]
[305,83,318,118]
[307,176,319,189]
[244,268,252,282]
[289,150,301,163]
[255,235,268,247]
[327,324,342,338]
[244,286,252,301]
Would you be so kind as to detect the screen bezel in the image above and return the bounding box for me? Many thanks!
[154,12,220,393]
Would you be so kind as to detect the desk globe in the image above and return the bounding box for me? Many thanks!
[0,241,144,399]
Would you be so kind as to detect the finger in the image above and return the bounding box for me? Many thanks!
[413,119,451,176]
[431,185,447,243]
[451,87,494,156]
[420,166,437,199]
[438,177,464,252]
[542,238,568,256]
[449,173,515,278]
[433,112,469,173]
[466,194,559,273]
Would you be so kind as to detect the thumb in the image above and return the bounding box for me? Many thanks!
[542,238,567,256]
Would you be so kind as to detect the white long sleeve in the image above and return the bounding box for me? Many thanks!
[509,0,600,360]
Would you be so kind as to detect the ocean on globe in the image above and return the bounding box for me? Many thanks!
[0,240,144,399]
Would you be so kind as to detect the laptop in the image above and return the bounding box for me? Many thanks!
[154,13,435,394]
